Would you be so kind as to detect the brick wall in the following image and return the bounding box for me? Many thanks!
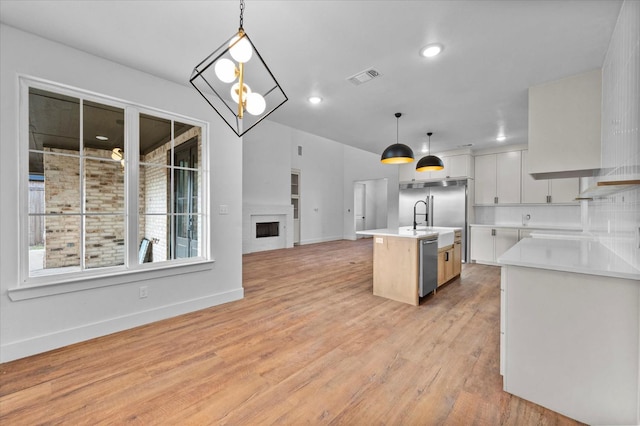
[43,125,201,269]
[44,147,124,269]
[141,125,202,262]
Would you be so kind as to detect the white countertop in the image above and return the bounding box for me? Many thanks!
[470,223,583,231]
[357,226,460,242]
[498,237,640,280]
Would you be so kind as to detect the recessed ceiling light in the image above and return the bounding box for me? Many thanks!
[308,96,322,104]
[96,135,109,141]
[496,135,506,142]
[420,44,443,58]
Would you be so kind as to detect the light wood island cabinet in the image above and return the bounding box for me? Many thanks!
[361,228,462,306]
[372,236,421,306]
[438,230,462,286]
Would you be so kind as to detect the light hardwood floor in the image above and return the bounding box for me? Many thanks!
[0,239,582,425]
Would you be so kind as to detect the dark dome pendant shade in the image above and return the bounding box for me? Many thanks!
[416,132,444,172]
[381,113,414,164]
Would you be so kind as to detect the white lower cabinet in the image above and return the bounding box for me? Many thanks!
[500,267,506,376]
[470,227,518,265]
[501,265,640,425]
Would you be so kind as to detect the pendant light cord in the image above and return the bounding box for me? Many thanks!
[427,132,432,154]
[239,0,245,30]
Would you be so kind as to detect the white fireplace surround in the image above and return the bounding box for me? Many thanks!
[243,204,294,254]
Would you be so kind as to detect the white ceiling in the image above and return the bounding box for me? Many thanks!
[0,0,622,156]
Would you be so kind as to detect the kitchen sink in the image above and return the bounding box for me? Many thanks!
[437,231,454,248]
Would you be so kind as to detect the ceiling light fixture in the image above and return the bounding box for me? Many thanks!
[416,132,444,172]
[111,147,124,168]
[190,0,287,137]
[420,43,443,58]
[496,135,506,142]
[308,96,322,104]
[95,135,109,141]
[381,113,414,164]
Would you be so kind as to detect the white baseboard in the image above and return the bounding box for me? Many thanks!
[299,235,344,245]
[0,288,243,363]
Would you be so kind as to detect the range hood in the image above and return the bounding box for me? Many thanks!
[400,179,468,189]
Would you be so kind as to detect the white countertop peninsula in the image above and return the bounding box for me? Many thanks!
[497,235,640,425]
[499,236,640,280]
[357,226,460,238]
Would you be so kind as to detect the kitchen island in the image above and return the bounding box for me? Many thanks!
[498,236,640,425]
[357,226,462,306]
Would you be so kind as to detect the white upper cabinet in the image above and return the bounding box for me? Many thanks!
[496,151,522,204]
[522,150,579,204]
[398,162,415,182]
[447,154,472,179]
[528,69,602,179]
[475,151,521,205]
[549,178,580,203]
[475,154,497,204]
[521,150,549,203]
[400,154,472,182]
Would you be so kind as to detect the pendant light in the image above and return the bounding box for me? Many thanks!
[416,132,444,172]
[381,113,414,164]
[190,0,287,137]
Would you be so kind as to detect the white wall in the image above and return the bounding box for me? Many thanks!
[0,24,244,362]
[290,129,345,244]
[585,0,640,269]
[357,178,388,231]
[343,145,399,240]
[243,119,399,247]
[243,121,292,205]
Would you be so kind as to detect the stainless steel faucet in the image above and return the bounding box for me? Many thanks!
[413,199,428,230]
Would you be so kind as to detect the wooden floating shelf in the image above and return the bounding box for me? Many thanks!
[577,179,640,199]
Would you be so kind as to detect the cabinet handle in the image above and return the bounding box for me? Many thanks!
[491,229,496,236]
[445,252,449,261]
[494,196,498,204]
[547,195,551,203]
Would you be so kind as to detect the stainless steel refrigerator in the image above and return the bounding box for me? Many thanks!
[399,179,468,262]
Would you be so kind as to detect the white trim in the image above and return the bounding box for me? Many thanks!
[18,75,211,286]
[299,235,344,245]
[8,260,216,301]
[1,286,242,363]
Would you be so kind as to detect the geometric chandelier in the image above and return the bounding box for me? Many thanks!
[190,0,287,137]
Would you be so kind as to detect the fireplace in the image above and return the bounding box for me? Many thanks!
[256,221,279,238]
[244,205,293,254]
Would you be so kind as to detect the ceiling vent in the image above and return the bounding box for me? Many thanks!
[347,68,382,86]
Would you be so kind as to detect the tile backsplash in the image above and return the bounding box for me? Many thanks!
[474,205,581,228]
[585,0,640,270]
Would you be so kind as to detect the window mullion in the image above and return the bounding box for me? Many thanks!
[126,107,139,268]
[79,99,86,271]
[170,120,175,261]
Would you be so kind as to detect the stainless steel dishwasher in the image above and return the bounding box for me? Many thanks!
[419,236,438,297]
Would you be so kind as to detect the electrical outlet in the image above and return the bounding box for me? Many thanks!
[139,286,148,299]
[219,204,229,215]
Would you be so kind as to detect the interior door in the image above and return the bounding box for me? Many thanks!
[354,182,366,237]
[173,139,198,258]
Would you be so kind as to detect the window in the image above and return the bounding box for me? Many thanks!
[22,79,208,284]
